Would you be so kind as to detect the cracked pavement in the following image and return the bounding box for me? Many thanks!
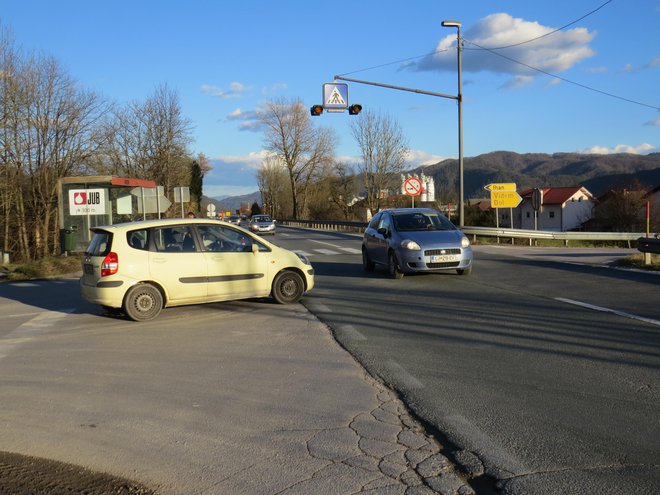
[1,290,475,494]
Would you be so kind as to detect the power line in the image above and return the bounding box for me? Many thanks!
[465,38,660,110]
[339,1,615,75]
[465,0,615,50]
[338,49,450,77]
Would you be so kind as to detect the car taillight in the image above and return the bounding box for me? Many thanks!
[101,252,119,277]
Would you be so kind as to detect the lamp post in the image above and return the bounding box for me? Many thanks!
[441,20,464,227]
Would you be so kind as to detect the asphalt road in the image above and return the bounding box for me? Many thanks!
[272,227,660,495]
[1,226,658,495]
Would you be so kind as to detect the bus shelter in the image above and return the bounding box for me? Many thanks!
[57,176,158,252]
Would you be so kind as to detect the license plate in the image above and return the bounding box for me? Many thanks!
[83,264,95,275]
[430,254,460,263]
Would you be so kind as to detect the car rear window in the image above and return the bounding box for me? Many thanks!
[86,231,112,256]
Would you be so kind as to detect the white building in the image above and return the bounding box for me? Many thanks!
[498,186,594,231]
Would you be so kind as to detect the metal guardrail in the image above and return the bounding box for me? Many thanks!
[279,219,654,247]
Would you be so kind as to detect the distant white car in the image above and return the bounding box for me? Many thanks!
[80,218,313,321]
[249,215,276,235]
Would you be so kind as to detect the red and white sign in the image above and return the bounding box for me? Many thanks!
[403,177,423,196]
[69,188,107,215]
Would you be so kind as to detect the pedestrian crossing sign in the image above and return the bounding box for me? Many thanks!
[323,82,349,112]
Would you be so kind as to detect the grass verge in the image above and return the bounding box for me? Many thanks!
[0,255,83,281]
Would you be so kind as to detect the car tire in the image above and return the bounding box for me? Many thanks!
[123,283,163,321]
[271,270,305,304]
[388,251,404,279]
[362,248,375,272]
[457,267,472,276]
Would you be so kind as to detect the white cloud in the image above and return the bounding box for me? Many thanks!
[226,108,263,132]
[405,149,447,166]
[413,13,595,83]
[261,83,288,95]
[201,82,250,99]
[580,143,656,154]
[501,75,534,90]
[213,150,273,170]
[644,119,660,127]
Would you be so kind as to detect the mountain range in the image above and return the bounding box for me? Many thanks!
[415,151,660,199]
[204,151,660,210]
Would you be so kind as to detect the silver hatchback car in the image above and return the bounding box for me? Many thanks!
[248,215,276,235]
[362,208,473,279]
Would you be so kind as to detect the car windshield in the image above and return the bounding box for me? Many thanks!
[393,212,456,232]
[254,216,272,222]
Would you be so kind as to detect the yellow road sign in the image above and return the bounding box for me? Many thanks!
[484,182,516,192]
[491,190,523,208]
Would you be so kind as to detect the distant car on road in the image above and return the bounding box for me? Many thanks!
[249,215,276,235]
[225,215,241,224]
[362,208,472,279]
[80,218,313,321]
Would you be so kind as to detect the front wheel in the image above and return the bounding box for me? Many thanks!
[123,283,163,321]
[271,270,305,304]
[456,267,472,276]
[388,251,404,279]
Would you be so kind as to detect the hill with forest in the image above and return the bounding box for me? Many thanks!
[416,151,660,199]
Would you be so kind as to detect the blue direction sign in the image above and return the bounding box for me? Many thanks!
[323,82,349,112]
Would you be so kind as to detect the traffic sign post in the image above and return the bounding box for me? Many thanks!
[404,177,423,208]
[323,82,349,113]
[484,183,521,231]
[490,191,522,209]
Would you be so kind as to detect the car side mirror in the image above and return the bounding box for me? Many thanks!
[251,244,259,254]
[377,227,389,237]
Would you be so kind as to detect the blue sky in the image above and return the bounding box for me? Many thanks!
[2,0,658,198]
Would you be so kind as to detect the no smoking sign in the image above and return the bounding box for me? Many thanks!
[404,177,423,196]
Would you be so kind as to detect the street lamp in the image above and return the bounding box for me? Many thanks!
[441,20,464,227]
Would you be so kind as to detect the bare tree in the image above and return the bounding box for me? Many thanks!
[328,161,358,221]
[1,35,106,260]
[257,154,289,218]
[95,85,194,200]
[351,110,409,213]
[260,98,336,218]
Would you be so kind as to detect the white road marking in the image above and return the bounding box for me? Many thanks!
[310,239,343,248]
[314,249,341,256]
[309,239,361,254]
[307,302,332,313]
[385,360,424,389]
[0,309,73,360]
[556,298,660,327]
[338,325,367,341]
[444,414,529,474]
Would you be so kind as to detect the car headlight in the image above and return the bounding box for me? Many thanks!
[400,239,421,250]
[461,236,470,248]
[295,252,311,265]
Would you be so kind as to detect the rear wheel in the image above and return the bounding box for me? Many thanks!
[362,248,375,272]
[388,251,404,279]
[271,270,305,304]
[123,283,163,321]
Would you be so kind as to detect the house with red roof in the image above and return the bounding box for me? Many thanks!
[499,186,595,231]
